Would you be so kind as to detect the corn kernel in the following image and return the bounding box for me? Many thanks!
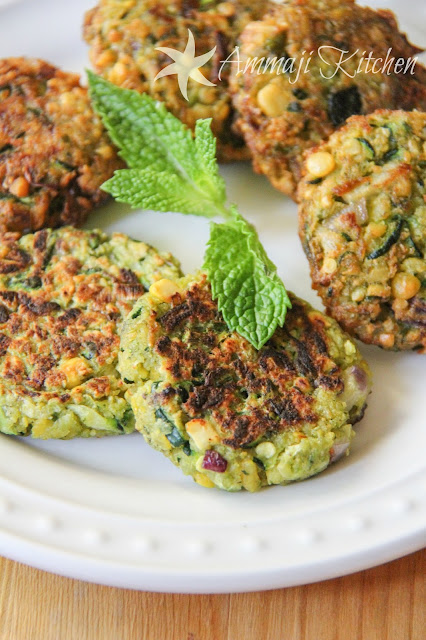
[379,333,395,349]
[255,442,276,459]
[96,144,114,160]
[391,273,421,300]
[59,357,92,389]
[194,473,215,488]
[366,222,387,239]
[321,194,334,208]
[108,29,122,43]
[351,287,366,302]
[9,176,29,198]
[306,152,335,178]
[322,258,337,274]
[241,459,261,492]
[149,279,181,303]
[257,82,287,118]
[94,50,116,68]
[110,62,128,84]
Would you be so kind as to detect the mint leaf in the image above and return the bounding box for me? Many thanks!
[103,168,223,218]
[88,73,227,217]
[194,120,226,205]
[204,208,291,349]
[88,71,195,174]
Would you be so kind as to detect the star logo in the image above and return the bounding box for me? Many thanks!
[154,29,217,101]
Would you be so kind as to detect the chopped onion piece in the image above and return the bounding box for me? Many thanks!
[330,442,350,463]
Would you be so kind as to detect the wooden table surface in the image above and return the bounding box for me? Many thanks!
[0,549,424,640]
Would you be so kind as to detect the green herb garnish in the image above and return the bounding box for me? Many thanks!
[88,72,291,349]
[205,208,289,349]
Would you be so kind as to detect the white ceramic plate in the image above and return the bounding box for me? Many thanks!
[0,0,425,593]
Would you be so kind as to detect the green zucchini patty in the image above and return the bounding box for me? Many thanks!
[0,226,182,438]
[118,272,372,491]
[230,0,426,199]
[298,110,426,352]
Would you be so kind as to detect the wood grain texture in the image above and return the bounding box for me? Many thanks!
[0,550,424,640]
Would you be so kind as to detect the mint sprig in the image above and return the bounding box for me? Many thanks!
[88,73,226,218]
[205,208,290,349]
[88,73,291,349]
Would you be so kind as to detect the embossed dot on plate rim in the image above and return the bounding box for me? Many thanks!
[297,529,321,544]
[345,516,369,532]
[390,499,414,515]
[184,539,211,556]
[240,536,264,552]
[33,515,56,533]
[130,536,153,553]
[82,529,107,545]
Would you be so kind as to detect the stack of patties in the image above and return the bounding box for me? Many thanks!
[0,227,182,438]
[82,0,426,196]
[229,0,426,198]
[2,2,394,490]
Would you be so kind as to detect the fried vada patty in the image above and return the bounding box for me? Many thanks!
[0,227,182,438]
[298,110,426,352]
[118,273,372,491]
[0,58,122,233]
[83,0,268,162]
[230,0,426,199]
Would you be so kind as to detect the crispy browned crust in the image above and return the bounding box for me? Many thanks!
[0,230,129,399]
[83,0,269,162]
[151,275,351,448]
[230,0,426,199]
[0,58,122,232]
[0,227,181,411]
